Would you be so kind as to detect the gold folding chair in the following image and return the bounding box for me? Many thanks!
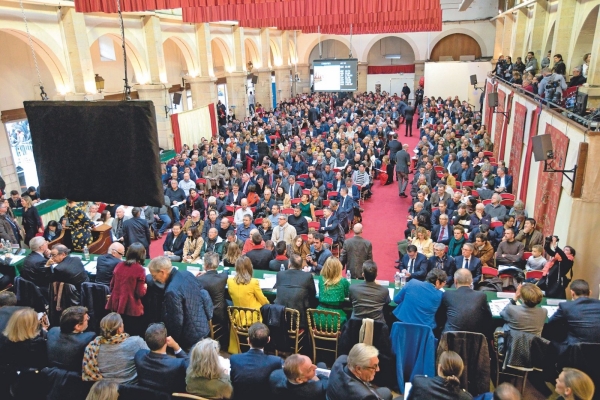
[275,308,305,356]
[227,306,262,354]
[306,308,341,363]
[209,319,225,343]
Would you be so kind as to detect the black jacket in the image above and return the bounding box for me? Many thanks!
[52,256,89,287]
[287,215,308,234]
[94,254,121,286]
[122,217,151,249]
[21,252,51,290]
[436,287,493,337]
[196,270,229,325]
[326,355,392,400]
[230,348,282,400]
[134,349,188,393]
[274,269,317,328]
[163,268,213,351]
[46,327,96,372]
[162,232,187,257]
[407,375,472,400]
[246,248,273,271]
[545,297,600,346]
[269,368,328,400]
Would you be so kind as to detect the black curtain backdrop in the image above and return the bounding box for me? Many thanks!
[24,101,164,206]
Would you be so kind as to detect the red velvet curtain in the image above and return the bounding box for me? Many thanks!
[508,102,527,198]
[484,81,494,134]
[208,103,218,137]
[493,90,505,160]
[367,65,416,74]
[518,105,540,203]
[171,113,182,153]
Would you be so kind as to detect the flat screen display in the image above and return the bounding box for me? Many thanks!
[313,58,358,92]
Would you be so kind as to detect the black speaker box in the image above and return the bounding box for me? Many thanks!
[470,74,478,85]
[172,92,182,105]
[488,92,498,108]
[532,134,554,162]
[24,101,164,206]
[251,75,258,84]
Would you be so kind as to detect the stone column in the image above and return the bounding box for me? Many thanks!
[226,72,249,119]
[494,17,505,59]
[232,26,246,73]
[188,76,218,109]
[357,62,368,94]
[578,10,600,108]
[501,14,514,58]
[552,0,576,71]
[280,31,290,67]
[195,23,214,77]
[134,84,173,150]
[0,124,20,193]
[142,15,168,84]
[295,63,311,95]
[511,8,528,60]
[274,66,292,102]
[531,0,548,60]
[255,68,273,109]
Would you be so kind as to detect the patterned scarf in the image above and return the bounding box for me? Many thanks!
[542,252,574,277]
[82,333,130,381]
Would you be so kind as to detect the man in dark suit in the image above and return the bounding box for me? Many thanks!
[446,153,461,176]
[395,144,411,196]
[431,213,451,246]
[452,243,482,286]
[196,252,229,342]
[48,245,89,307]
[457,161,475,183]
[246,232,274,270]
[427,243,456,285]
[436,269,493,337]
[270,354,328,400]
[94,243,125,286]
[340,223,373,279]
[348,261,391,324]
[327,343,393,400]
[123,207,151,257]
[162,222,187,262]
[20,236,51,297]
[388,133,402,167]
[318,207,339,243]
[282,176,302,199]
[274,254,317,329]
[46,306,96,372]
[135,323,188,394]
[494,167,513,193]
[230,323,283,400]
[404,102,415,137]
[398,245,428,281]
[225,184,246,206]
[545,279,600,347]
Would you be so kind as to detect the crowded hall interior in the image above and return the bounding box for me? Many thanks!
[2,0,600,399]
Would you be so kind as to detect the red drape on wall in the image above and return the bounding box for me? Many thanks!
[498,92,513,162]
[484,81,494,134]
[533,124,570,237]
[171,114,182,153]
[519,105,540,203]
[509,102,527,199]
[208,103,218,137]
[493,90,506,159]
[367,65,416,74]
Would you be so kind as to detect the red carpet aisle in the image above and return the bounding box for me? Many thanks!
[361,120,420,281]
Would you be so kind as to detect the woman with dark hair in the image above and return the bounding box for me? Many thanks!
[182,226,204,264]
[408,351,472,399]
[105,243,148,336]
[541,236,576,299]
[553,54,566,76]
[187,188,206,220]
[43,220,62,242]
[21,195,43,247]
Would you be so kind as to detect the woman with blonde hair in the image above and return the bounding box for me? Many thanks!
[82,313,148,384]
[258,219,273,242]
[186,338,233,399]
[316,257,350,325]
[0,308,48,377]
[382,154,394,185]
[222,242,241,268]
[309,187,323,209]
[289,235,310,267]
[555,368,595,400]
[410,227,434,258]
[85,381,119,400]
[226,256,269,353]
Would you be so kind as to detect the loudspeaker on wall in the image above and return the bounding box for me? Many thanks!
[251,75,258,84]
[172,92,182,105]
[470,75,478,85]
[532,134,554,162]
[488,92,498,108]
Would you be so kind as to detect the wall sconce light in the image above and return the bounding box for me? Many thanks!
[95,74,105,93]
[247,61,254,73]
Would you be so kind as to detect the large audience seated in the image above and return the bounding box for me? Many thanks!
[0,89,598,400]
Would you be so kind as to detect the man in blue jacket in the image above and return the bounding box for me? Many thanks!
[231,323,283,400]
[269,354,328,399]
[393,269,447,330]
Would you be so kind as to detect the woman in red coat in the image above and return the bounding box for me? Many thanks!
[106,242,147,336]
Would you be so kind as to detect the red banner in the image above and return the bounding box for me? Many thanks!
[519,105,541,203]
[367,65,416,74]
[484,81,494,134]
[498,91,513,162]
[533,124,570,236]
[509,102,527,198]
[493,90,506,159]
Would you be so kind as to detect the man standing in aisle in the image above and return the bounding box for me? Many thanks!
[395,144,411,198]
[404,102,415,137]
[248,91,255,115]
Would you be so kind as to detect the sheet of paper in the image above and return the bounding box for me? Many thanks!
[496,292,514,299]
[389,288,395,299]
[404,382,412,397]
[258,277,276,290]
[546,299,566,306]
[542,305,559,318]
[84,261,97,274]
[489,299,510,317]
[316,368,330,377]
[0,255,25,265]
[187,266,201,275]
[376,280,389,286]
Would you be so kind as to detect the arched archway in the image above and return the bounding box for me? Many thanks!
[211,37,233,75]
[269,38,281,67]
[308,39,351,63]
[289,40,298,65]
[303,36,358,64]
[366,36,416,65]
[569,5,598,72]
[545,22,556,58]
[163,36,198,77]
[245,38,260,69]
[430,33,482,61]
[90,34,145,92]
[429,29,487,59]
[163,38,195,85]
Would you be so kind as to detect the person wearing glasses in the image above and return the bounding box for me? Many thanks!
[95,242,125,286]
[327,343,393,400]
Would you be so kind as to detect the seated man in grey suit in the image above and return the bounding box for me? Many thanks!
[348,261,391,324]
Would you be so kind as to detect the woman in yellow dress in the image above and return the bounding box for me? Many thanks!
[65,200,94,251]
[227,256,269,353]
